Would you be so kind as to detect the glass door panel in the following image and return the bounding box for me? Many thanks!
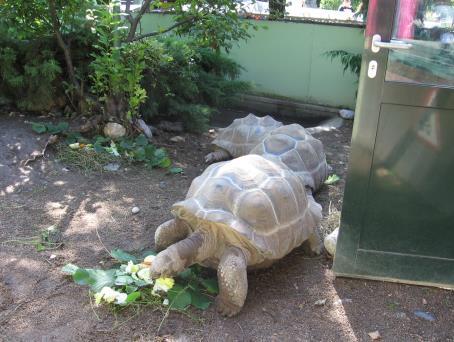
[386,0,454,87]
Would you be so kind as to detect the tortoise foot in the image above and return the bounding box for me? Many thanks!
[215,295,243,317]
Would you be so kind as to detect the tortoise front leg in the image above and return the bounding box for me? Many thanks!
[150,231,215,278]
[216,246,248,317]
[154,219,191,252]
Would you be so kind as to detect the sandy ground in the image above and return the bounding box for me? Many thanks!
[0,112,453,342]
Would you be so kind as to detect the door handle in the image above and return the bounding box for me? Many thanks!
[371,34,412,53]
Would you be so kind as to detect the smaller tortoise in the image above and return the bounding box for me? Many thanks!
[205,113,283,164]
[251,124,329,193]
[150,155,322,316]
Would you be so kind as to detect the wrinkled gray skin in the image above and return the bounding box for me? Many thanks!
[151,218,321,317]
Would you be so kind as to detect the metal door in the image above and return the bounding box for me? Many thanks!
[333,0,454,288]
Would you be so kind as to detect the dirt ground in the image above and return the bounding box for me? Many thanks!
[0,112,453,342]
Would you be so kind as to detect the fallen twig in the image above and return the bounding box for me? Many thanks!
[22,135,59,166]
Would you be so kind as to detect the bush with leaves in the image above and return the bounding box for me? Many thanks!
[0,0,255,126]
[141,37,250,132]
[0,40,63,111]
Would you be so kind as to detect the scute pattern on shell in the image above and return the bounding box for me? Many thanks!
[212,113,283,158]
[171,155,322,262]
[250,124,329,192]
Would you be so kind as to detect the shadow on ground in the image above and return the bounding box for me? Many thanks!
[0,113,453,341]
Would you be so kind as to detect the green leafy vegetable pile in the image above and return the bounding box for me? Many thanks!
[62,249,218,311]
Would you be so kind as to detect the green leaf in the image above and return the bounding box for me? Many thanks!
[47,122,69,134]
[35,243,45,252]
[72,268,116,292]
[168,284,192,310]
[132,278,149,287]
[189,289,212,310]
[169,167,183,174]
[115,275,134,286]
[126,291,141,303]
[178,268,195,280]
[154,148,167,160]
[111,249,138,263]
[64,132,82,144]
[125,285,138,293]
[324,174,341,185]
[61,263,79,275]
[141,249,157,258]
[201,278,219,294]
[31,122,47,134]
[144,144,156,160]
[158,157,172,168]
[73,269,95,287]
[135,134,148,146]
[119,139,134,150]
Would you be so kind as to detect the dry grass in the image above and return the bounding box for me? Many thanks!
[319,201,341,239]
[56,144,117,174]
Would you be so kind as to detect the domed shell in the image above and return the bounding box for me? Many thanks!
[171,155,321,262]
[250,124,329,192]
[212,114,283,158]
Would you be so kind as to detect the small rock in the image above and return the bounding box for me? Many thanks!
[368,331,381,340]
[135,118,153,139]
[104,122,126,139]
[103,163,120,172]
[339,109,355,120]
[170,136,185,143]
[62,167,70,172]
[422,298,427,305]
[334,298,352,305]
[414,310,435,321]
[131,207,140,214]
[314,299,326,306]
[395,312,408,320]
[49,254,57,260]
[159,181,167,189]
[324,227,339,256]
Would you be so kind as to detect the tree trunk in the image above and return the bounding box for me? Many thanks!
[48,0,83,108]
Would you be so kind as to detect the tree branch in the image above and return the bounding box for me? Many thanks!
[126,0,153,42]
[130,17,196,42]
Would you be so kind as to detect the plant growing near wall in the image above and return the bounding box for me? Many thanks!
[0,0,255,132]
[88,5,163,124]
[324,50,362,79]
[141,37,250,132]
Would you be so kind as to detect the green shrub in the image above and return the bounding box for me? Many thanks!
[0,39,62,112]
[141,38,250,132]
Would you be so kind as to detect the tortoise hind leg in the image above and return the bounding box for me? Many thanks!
[154,219,191,252]
[216,247,248,317]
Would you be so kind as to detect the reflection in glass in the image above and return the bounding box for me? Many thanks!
[386,0,454,87]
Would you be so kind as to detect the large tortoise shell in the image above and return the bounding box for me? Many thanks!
[171,155,321,261]
[212,114,283,158]
[251,124,329,192]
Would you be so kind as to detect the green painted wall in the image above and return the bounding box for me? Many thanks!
[140,14,364,109]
